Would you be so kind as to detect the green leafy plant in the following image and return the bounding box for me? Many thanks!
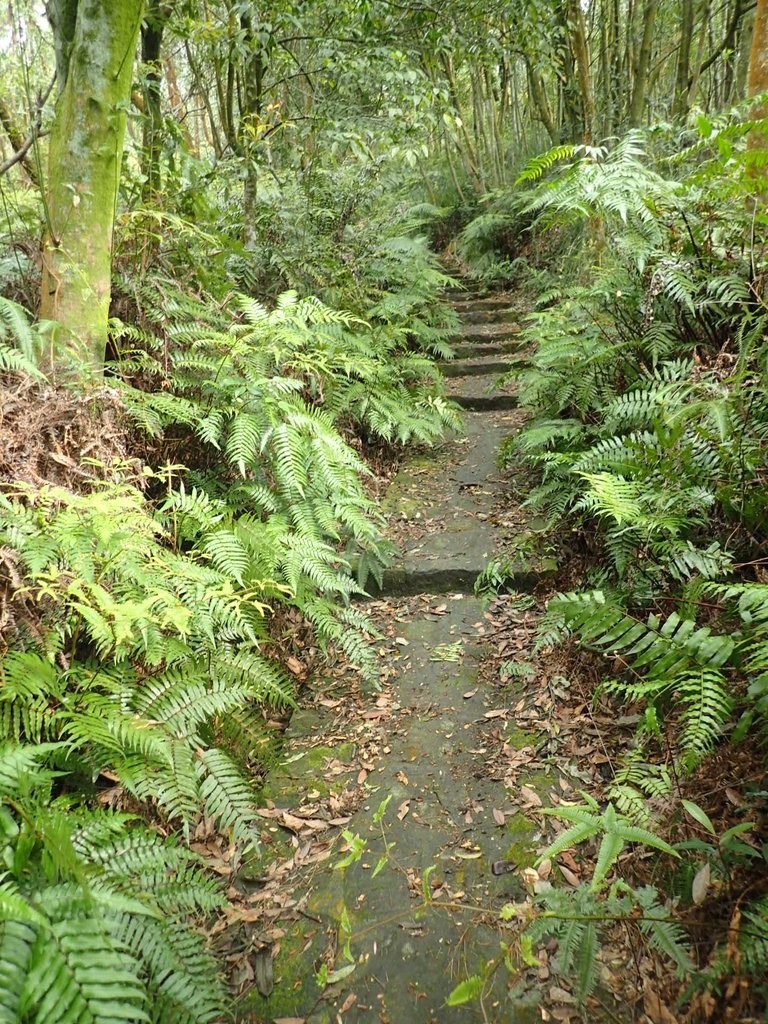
[0,744,226,1024]
[536,792,678,892]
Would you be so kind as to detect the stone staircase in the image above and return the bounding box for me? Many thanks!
[368,285,533,595]
[250,285,548,1024]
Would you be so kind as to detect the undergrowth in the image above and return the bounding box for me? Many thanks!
[465,114,768,1020]
[0,175,460,1021]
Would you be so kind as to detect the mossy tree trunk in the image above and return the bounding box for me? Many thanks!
[40,0,144,378]
[141,0,170,200]
[628,0,658,126]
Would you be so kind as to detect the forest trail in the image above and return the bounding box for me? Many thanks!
[244,288,559,1024]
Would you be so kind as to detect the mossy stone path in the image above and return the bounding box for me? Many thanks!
[247,287,557,1024]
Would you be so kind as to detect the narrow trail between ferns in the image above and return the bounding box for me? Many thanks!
[241,287,562,1024]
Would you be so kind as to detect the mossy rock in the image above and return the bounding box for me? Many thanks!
[261,743,356,805]
[236,916,329,1023]
[504,726,541,750]
[504,813,539,870]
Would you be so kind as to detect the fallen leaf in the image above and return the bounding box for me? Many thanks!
[357,769,368,784]
[559,865,580,888]
[725,788,744,807]
[394,636,410,646]
[692,863,710,905]
[397,800,410,821]
[396,771,409,785]
[519,785,543,807]
[463,688,478,699]
[643,987,678,1024]
[484,709,507,719]
[492,808,506,825]
[559,851,579,872]
[538,858,552,880]
[549,985,576,1005]
[521,867,539,887]
[340,993,357,1012]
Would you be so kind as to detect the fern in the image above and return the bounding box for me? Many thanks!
[515,144,578,184]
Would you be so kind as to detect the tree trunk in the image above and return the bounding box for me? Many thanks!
[526,59,558,144]
[673,0,695,115]
[0,97,41,186]
[735,9,755,98]
[141,0,170,199]
[239,10,266,249]
[40,0,143,377]
[568,0,596,142]
[748,0,768,118]
[556,2,584,141]
[628,0,657,125]
[686,0,712,107]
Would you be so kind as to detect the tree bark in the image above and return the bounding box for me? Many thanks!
[673,0,695,115]
[628,0,658,125]
[568,0,597,142]
[239,9,266,249]
[748,0,768,112]
[140,0,170,199]
[0,97,41,187]
[526,59,558,144]
[40,0,144,377]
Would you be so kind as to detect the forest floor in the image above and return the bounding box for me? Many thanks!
[225,288,642,1024]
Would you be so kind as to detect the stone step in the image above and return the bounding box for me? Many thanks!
[453,321,522,344]
[365,564,540,597]
[459,307,518,324]
[452,295,514,313]
[452,339,527,359]
[446,371,518,410]
[439,357,515,378]
[453,393,519,411]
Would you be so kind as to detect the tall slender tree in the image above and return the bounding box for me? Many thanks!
[40,0,144,377]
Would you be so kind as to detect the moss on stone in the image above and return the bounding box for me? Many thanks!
[504,813,538,869]
[237,917,327,1022]
[503,726,540,750]
[261,743,356,804]
[382,452,450,518]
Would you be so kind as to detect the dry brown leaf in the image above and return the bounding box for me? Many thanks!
[340,993,357,1012]
[643,987,678,1024]
[521,867,539,887]
[549,985,576,1005]
[463,688,478,699]
[519,785,542,807]
[559,865,580,888]
[559,851,579,872]
[692,863,710,905]
[484,709,507,719]
[492,808,506,825]
[397,800,410,821]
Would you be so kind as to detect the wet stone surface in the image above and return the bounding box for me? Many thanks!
[246,286,554,1024]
